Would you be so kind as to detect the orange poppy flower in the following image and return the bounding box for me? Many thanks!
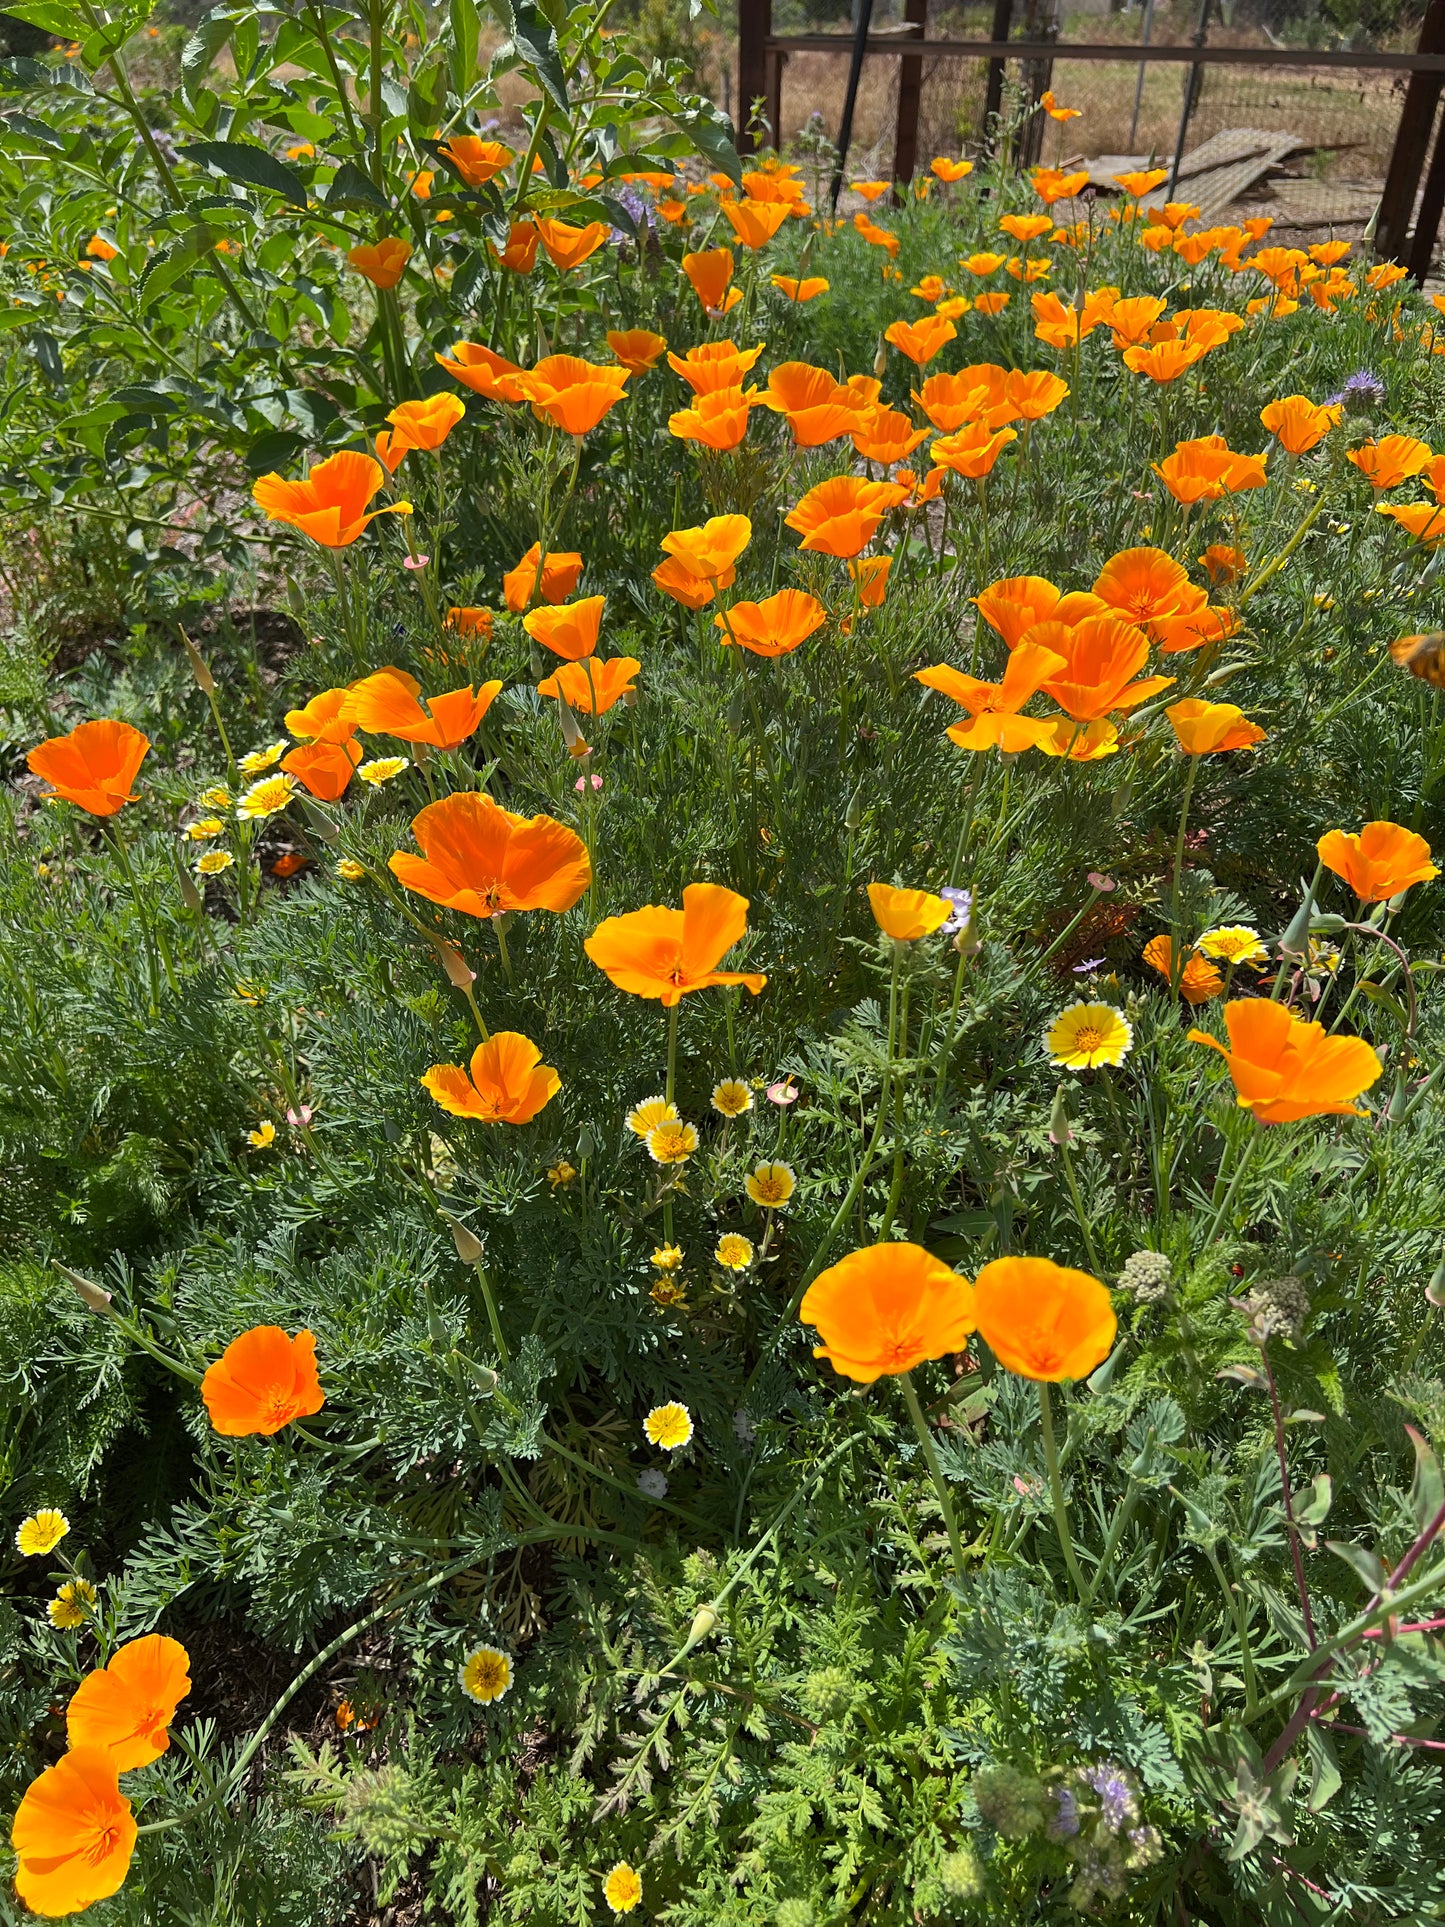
[515,354,629,435]
[917,637,1067,754]
[286,688,356,745]
[851,403,931,464]
[800,1241,975,1383]
[422,1031,560,1125]
[27,718,148,816]
[1142,933,1224,1005]
[1093,546,1191,626]
[344,669,503,748]
[976,289,1013,316]
[1151,591,1240,655]
[1036,717,1119,760]
[389,791,591,918]
[522,595,605,661]
[715,588,826,657]
[661,514,751,583]
[12,1747,137,1916]
[446,606,494,640]
[883,314,957,365]
[491,221,541,273]
[1200,544,1247,587]
[974,574,1062,645]
[503,543,583,612]
[1379,501,1445,545]
[772,274,829,302]
[1000,213,1053,243]
[281,739,364,800]
[1347,435,1434,490]
[67,1635,191,1771]
[972,1255,1115,1381]
[682,247,737,314]
[1007,369,1069,419]
[1317,821,1439,902]
[253,450,411,548]
[868,882,950,940]
[1175,306,1244,348]
[1005,253,1052,283]
[373,428,408,475]
[1167,698,1267,753]
[606,328,667,374]
[435,340,529,402]
[347,238,411,288]
[1189,999,1383,1123]
[722,198,790,248]
[667,339,766,394]
[931,422,1018,479]
[438,135,512,186]
[534,215,608,271]
[652,556,730,608]
[669,384,755,450]
[743,167,807,207]
[852,180,891,202]
[1031,166,1089,205]
[1121,338,1206,382]
[1154,434,1268,504]
[760,362,866,446]
[785,475,908,557]
[915,364,1010,432]
[584,881,766,1006]
[1034,614,1173,721]
[932,156,973,182]
[384,392,466,454]
[960,251,1007,275]
[1030,290,1097,350]
[201,1326,324,1436]
[1114,167,1169,197]
[1103,294,1169,347]
[853,212,899,255]
[849,555,892,606]
[537,654,640,714]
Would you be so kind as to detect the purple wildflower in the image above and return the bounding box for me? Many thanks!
[1072,957,1105,974]
[939,886,972,933]
[1047,1784,1081,1839]
[1327,369,1385,414]
[1083,1761,1137,1833]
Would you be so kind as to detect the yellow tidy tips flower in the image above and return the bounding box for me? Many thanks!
[16,1510,69,1556]
[715,1232,754,1270]
[647,1120,698,1164]
[1197,925,1269,965]
[644,1402,693,1449]
[237,774,297,819]
[458,1643,513,1704]
[185,817,224,840]
[604,1863,643,1915]
[249,1120,276,1148]
[651,1274,686,1307]
[746,1160,796,1208]
[336,858,367,881]
[197,850,235,875]
[652,1243,684,1270]
[48,1578,98,1628]
[627,1095,678,1137]
[200,784,233,809]
[711,1078,753,1117]
[357,756,410,786]
[1045,1001,1133,1071]
[239,739,287,774]
[234,979,266,1004]
[548,1160,576,1189]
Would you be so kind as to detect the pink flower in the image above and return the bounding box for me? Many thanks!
[766,1078,799,1106]
[286,1105,314,1126]
[403,554,430,571]
[1087,872,1116,892]
[574,773,603,792]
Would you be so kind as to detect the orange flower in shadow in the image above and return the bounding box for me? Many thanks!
[281,739,363,800]
[653,556,731,607]
[800,1241,975,1383]
[522,596,605,660]
[1036,717,1119,759]
[1142,933,1223,1005]
[1189,999,1383,1123]
[516,354,629,434]
[491,221,540,272]
[1317,821,1439,901]
[538,655,640,714]
[285,688,356,745]
[931,422,1017,478]
[584,881,766,1005]
[12,1748,137,1916]
[972,1256,1115,1381]
[504,544,583,611]
[253,451,410,548]
[849,555,892,606]
[785,475,908,557]
[423,1031,560,1125]
[348,238,411,288]
[975,574,1062,646]
[201,1327,324,1436]
[716,588,826,656]
[67,1635,191,1771]
[851,403,931,464]
[344,669,503,748]
[1166,698,1267,753]
[1121,338,1206,382]
[28,719,149,816]
[389,791,591,918]
[771,274,829,302]
[435,340,529,402]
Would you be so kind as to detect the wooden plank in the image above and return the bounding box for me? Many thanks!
[1407,100,1445,277]
[738,0,772,154]
[893,0,929,189]
[1379,0,1445,257]
[764,35,1445,72]
[983,0,1013,141]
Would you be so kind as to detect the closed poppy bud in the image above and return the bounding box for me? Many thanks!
[462,1355,500,1395]
[1048,1085,1072,1146]
[180,627,215,694]
[435,939,475,990]
[873,337,888,378]
[444,1212,485,1264]
[55,1262,114,1316]
[685,1601,721,1648]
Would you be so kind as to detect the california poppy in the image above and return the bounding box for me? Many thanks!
[1317,821,1439,901]
[667,340,765,393]
[435,340,529,403]
[516,354,629,435]
[422,1031,560,1124]
[504,543,583,612]
[915,363,1009,431]
[537,655,640,714]
[932,156,973,182]
[883,314,957,365]
[669,384,755,450]
[1121,339,1206,382]
[253,451,411,548]
[344,669,503,748]
[760,362,865,446]
[1200,543,1247,587]
[1189,999,1383,1123]
[285,688,358,745]
[851,402,931,464]
[1034,614,1174,720]
[1036,716,1119,760]
[1031,166,1089,205]
[661,514,752,582]
[849,555,892,606]
[1104,294,1168,346]
[1167,698,1267,753]
[785,475,908,558]
[800,1241,975,1383]
[1379,500,1445,545]
[853,213,899,256]
[931,422,1018,479]
[491,221,541,272]
[975,573,1062,645]
[652,556,729,607]
[722,198,789,249]
[682,247,737,314]
[1151,591,1240,655]
[347,238,411,288]
[1142,933,1224,1005]
[607,328,667,374]
[522,595,605,661]
[1001,212,1053,244]
[772,274,829,302]
[972,1256,1115,1381]
[1154,434,1267,504]
[852,180,891,203]
[11,1747,137,1915]
[389,791,590,917]
[716,589,826,657]
[281,739,363,800]
[438,135,512,185]
[201,1326,324,1437]
[1093,547,1191,626]
[868,882,949,941]
[446,606,494,640]
[1006,369,1069,419]
[1347,435,1434,490]
[534,215,608,271]
[67,1635,192,1771]
[917,638,1067,753]
[585,881,767,1005]
[28,719,149,816]
[384,392,466,454]
[1260,394,1341,454]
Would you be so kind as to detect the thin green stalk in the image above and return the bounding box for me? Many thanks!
[1057,1135,1101,1273]
[1038,1381,1088,1603]
[899,1371,966,1580]
[1167,754,1201,996]
[108,819,161,1014]
[1200,1121,1261,1249]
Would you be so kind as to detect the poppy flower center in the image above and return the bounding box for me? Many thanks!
[263,1389,299,1427]
[85,1823,122,1865]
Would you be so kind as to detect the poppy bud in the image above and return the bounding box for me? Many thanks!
[1277,873,1318,958]
[726,685,747,732]
[443,1211,485,1265]
[462,1355,499,1396]
[1427,1243,1445,1308]
[555,696,584,752]
[298,797,340,844]
[686,1601,720,1648]
[1388,1063,1409,1123]
[577,1126,595,1160]
[845,783,864,832]
[53,1262,114,1316]
[176,860,204,914]
[1048,1085,1072,1146]
[180,626,216,694]
[424,1293,449,1349]
[873,337,887,378]
[435,939,475,990]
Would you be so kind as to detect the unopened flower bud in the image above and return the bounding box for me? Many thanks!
[845,783,864,832]
[873,337,888,378]
[442,1212,484,1265]
[176,861,204,914]
[1048,1085,1072,1146]
[180,626,215,694]
[1427,1244,1445,1308]
[435,939,475,990]
[556,697,585,752]
[462,1356,499,1396]
[53,1262,114,1315]
[298,797,340,844]
[687,1601,721,1646]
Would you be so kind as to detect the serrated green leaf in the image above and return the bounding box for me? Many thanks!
[324,161,389,211]
[180,139,309,209]
[507,0,568,108]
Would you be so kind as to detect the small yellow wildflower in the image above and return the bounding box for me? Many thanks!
[715,1233,754,1270]
[746,1161,796,1208]
[237,774,296,819]
[48,1578,97,1629]
[647,1120,697,1164]
[199,784,233,809]
[651,1244,683,1271]
[185,817,224,840]
[197,850,235,875]
[604,1864,643,1915]
[711,1078,753,1117]
[548,1160,577,1189]
[650,1275,687,1307]
[459,1643,513,1704]
[234,979,266,1004]
[1197,925,1269,965]
[239,740,287,774]
[626,1095,677,1138]
[357,757,409,785]
[248,1120,276,1148]
[645,1403,693,1449]
[15,1510,69,1557]
[336,858,367,881]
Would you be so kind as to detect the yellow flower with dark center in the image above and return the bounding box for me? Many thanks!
[48,1579,97,1628]
[1045,1002,1133,1071]
[715,1233,754,1270]
[626,1095,677,1138]
[1197,925,1268,965]
[647,1120,698,1165]
[746,1161,796,1208]
[604,1863,643,1915]
[200,785,232,809]
[357,757,409,786]
[650,1274,687,1307]
[644,1403,693,1449]
[711,1078,753,1117]
[16,1510,69,1557]
[459,1643,512,1704]
[237,774,296,819]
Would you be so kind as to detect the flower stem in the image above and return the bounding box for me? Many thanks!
[1057,1134,1101,1273]
[899,1371,966,1581]
[1038,1381,1088,1603]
